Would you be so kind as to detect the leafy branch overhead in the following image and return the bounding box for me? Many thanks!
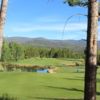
[63,0,100,19]
[63,0,88,7]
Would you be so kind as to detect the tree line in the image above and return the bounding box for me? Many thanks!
[0,40,85,62]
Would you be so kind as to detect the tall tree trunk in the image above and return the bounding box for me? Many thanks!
[0,0,8,59]
[84,0,98,100]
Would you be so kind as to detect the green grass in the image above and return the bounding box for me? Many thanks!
[0,58,100,100]
[0,72,100,100]
[0,62,3,71]
[11,58,84,67]
[0,72,84,100]
[0,62,2,68]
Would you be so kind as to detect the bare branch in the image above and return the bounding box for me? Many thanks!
[82,30,87,33]
[46,0,55,4]
[8,6,15,12]
[45,0,55,9]
[82,39,87,41]
[46,0,50,4]
[62,13,87,40]
[79,5,88,8]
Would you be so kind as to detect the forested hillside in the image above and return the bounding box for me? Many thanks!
[5,37,87,51]
[1,40,85,62]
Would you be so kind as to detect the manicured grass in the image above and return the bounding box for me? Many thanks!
[0,58,100,100]
[0,72,84,100]
[0,71,100,100]
[11,58,84,67]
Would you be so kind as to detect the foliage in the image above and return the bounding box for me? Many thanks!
[0,93,18,100]
[1,40,85,62]
[24,46,84,59]
[15,44,24,61]
[9,41,24,61]
[63,0,84,6]
[1,40,11,62]
[1,41,24,62]
[63,0,89,8]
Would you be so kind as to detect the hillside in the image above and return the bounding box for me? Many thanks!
[5,37,33,43]
[5,37,87,51]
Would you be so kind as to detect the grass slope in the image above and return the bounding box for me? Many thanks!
[0,72,100,100]
[0,72,84,100]
[0,58,100,100]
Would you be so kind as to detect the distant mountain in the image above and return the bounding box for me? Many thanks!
[4,37,33,43]
[5,37,88,51]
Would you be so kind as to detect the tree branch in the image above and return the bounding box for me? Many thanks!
[63,0,88,8]
[82,30,87,33]
[62,13,87,40]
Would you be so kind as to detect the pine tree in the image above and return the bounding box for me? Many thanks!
[56,49,62,58]
[24,47,31,59]
[64,0,98,100]
[62,49,67,58]
[0,0,8,58]
[15,44,24,61]
[9,41,24,61]
[1,40,11,62]
[9,41,17,61]
[49,48,56,58]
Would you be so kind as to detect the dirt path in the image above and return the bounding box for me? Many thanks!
[48,67,58,73]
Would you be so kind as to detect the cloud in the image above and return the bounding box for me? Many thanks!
[64,23,87,31]
[10,23,87,33]
[63,34,79,40]
[37,17,60,22]
[35,16,62,22]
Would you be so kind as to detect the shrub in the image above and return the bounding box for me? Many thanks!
[76,62,85,66]
[76,62,80,66]
[0,93,19,100]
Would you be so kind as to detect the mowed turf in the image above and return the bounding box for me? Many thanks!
[0,58,100,100]
[0,72,100,100]
[0,72,84,100]
[11,58,84,67]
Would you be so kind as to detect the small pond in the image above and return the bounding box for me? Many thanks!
[2,66,50,73]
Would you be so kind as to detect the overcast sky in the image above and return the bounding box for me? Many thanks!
[1,0,100,40]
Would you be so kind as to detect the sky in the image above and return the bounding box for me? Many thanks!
[0,0,100,40]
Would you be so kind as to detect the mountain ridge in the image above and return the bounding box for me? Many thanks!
[4,37,89,51]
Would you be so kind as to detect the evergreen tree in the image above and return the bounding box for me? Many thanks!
[49,48,56,58]
[64,0,99,100]
[9,41,24,61]
[9,41,17,61]
[24,47,31,59]
[0,0,8,58]
[15,44,24,61]
[1,40,11,62]
[39,48,46,58]
[65,49,70,58]
[56,49,62,58]
[30,46,40,58]
[33,47,39,57]
[62,49,67,58]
